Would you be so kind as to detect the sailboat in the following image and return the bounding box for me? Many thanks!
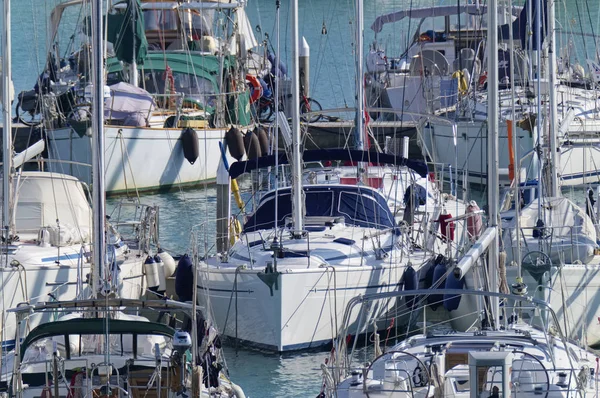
[366,1,600,187]
[17,0,260,195]
[6,298,246,398]
[323,7,600,395]
[195,0,456,353]
[493,0,600,348]
[0,0,166,352]
[4,1,246,396]
[327,290,600,397]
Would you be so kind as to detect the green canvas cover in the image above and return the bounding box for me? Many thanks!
[105,0,148,65]
[106,53,233,94]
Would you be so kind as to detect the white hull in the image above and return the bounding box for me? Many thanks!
[422,122,600,185]
[506,263,600,347]
[0,252,144,349]
[199,258,426,352]
[47,126,229,194]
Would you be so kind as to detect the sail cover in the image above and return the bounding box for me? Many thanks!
[104,82,155,126]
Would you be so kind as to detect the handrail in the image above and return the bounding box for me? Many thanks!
[444,210,484,223]
[0,159,92,168]
[334,288,571,381]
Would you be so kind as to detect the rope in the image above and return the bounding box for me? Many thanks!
[498,250,509,294]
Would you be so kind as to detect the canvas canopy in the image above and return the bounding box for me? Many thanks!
[105,82,155,125]
[243,185,396,232]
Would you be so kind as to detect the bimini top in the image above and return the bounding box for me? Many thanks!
[243,185,396,233]
[371,4,521,33]
[19,318,175,360]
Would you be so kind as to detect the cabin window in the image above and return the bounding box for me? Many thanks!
[141,70,216,107]
[419,16,446,34]
[144,10,178,32]
[338,192,389,228]
[449,13,484,31]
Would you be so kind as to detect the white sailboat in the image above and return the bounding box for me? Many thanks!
[0,0,164,352]
[328,290,600,397]
[5,1,246,396]
[194,0,475,353]
[498,0,600,348]
[325,7,600,395]
[366,2,600,186]
[18,0,259,195]
[7,298,246,398]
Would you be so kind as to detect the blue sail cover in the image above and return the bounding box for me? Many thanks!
[243,185,396,233]
[498,0,547,50]
[228,149,428,179]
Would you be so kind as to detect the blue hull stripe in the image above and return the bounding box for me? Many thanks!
[2,339,16,350]
[41,253,82,263]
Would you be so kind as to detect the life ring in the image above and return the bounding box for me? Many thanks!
[419,32,432,42]
[246,74,263,104]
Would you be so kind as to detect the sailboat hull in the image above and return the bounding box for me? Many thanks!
[507,264,600,347]
[47,125,230,195]
[198,264,406,352]
[0,254,144,349]
[423,122,600,186]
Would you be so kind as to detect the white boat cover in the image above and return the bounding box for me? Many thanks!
[371,4,522,33]
[503,197,597,265]
[105,82,155,126]
[8,172,92,242]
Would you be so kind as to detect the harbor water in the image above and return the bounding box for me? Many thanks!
[8,0,600,397]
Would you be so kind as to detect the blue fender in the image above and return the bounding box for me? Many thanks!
[402,265,419,309]
[443,272,465,311]
[428,259,447,310]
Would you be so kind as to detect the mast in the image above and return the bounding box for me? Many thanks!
[535,0,543,215]
[508,0,521,278]
[129,0,138,87]
[2,0,12,241]
[91,0,106,297]
[290,0,303,235]
[548,0,559,197]
[354,0,364,151]
[487,0,500,327]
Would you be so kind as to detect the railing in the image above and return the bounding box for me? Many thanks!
[333,289,573,381]
[109,201,160,253]
[504,223,594,265]
[14,355,185,398]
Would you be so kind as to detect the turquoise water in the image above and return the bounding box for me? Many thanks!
[7,0,599,397]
